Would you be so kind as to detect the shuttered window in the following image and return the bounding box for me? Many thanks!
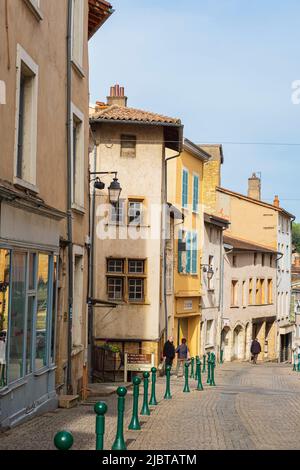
[182,169,188,208]
[193,175,199,212]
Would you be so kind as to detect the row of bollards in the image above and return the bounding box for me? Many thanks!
[54,354,217,451]
[292,353,300,372]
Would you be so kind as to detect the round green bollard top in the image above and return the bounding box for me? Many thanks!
[151,367,157,373]
[133,376,141,385]
[143,371,150,378]
[166,365,171,372]
[54,431,74,451]
[117,386,127,397]
[185,362,189,369]
[94,401,108,416]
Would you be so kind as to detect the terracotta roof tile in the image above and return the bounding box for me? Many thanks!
[90,105,181,126]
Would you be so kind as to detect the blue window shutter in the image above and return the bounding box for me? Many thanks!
[182,169,188,208]
[192,232,197,274]
[186,231,191,274]
[193,175,199,212]
[178,229,183,273]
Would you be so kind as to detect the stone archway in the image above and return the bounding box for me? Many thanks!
[233,325,245,360]
[221,327,231,362]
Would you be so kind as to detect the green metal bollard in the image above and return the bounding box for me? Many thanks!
[164,365,172,399]
[293,353,297,371]
[195,356,199,380]
[297,354,300,373]
[202,354,206,373]
[190,357,195,379]
[206,355,211,384]
[140,372,151,415]
[196,359,203,391]
[210,353,216,386]
[94,401,107,450]
[183,362,190,392]
[128,376,141,431]
[54,431,74,450]
[149,367,158,406]
[111,386,127,451]
[220,349,224,364]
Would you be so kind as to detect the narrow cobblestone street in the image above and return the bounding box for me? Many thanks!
[1,363,300,450]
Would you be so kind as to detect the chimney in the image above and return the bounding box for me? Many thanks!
[248,173,261,200]
[107,84,128,107]
[273,195,280,208]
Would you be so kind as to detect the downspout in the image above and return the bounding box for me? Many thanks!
[66,0,73,394]
[164,151,181,342]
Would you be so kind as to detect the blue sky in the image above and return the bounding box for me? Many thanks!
[89,0,300,221]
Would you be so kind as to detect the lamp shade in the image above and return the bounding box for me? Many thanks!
[207,266,214,280]
[108,177,122,205]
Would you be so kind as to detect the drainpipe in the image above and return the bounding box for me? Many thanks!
[164,151,181,342]
[66,0,73,395]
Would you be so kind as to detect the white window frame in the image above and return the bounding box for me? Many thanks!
[71,0,84,72]
[23,0,43,21]
[72,246,84,349]
[14,44,39,192]
[128,200,143,226]
[71,103,85,211]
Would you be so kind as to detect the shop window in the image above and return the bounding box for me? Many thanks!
[35,254,49,370]
[0,250,10,388]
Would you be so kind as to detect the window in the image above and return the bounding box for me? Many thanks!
[260,279,265,304]
[206,320,213,345]
[231,280,238,306]
[0,250,10,388]
[15,45,38,188]
[254,253,258,265]
[208,255,214,290]
[182,169,188,208]
[121,135,136,158]
[128,279,144,302]
[270,255,273,267]
[71,105,84,208]
[128,201,142,225]
[232,255,237,267]
[249,278,253,305]
[268,279,273,304]
[166,262,173,294]
[72,0,84,68]
[1,249,56,387]
[192,174,199,212]
[110,199,125,225]
[72,253,84,348]
[242,280,246,307]
[178,229,186,273]
[106,258,146,303]
[128,260,144,274]
[262,254,265,267]
[107,277,123,300]
[191,232,198,274]
[178,230,197,274]
[107,259,124,273]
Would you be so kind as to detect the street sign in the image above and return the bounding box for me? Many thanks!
[124,352,155,382]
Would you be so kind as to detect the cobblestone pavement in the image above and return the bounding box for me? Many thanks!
[1,363,300,450]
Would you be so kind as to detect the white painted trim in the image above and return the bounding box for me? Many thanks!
[14,44,39,188]
[0,80,6,104]
[71,103,85,208]
[71,0,84,68]
[23,0,43,21]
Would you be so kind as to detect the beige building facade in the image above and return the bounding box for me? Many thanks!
[0,0,112,428]
[89,85,183,376]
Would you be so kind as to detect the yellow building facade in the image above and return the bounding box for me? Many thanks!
[167,139,211,357]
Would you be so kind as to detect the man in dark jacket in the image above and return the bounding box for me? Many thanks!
[163,336,175,370]
[250,338,261,364]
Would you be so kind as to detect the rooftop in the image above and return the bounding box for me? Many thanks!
[88,0,113,40]
[90,104,182,126]
[223,234,278,254]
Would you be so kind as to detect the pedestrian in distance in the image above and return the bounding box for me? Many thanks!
[175,338,190,378]
[163,336,175,373]
[250,338,261,364]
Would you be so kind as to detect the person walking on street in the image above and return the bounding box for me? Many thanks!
[250,338,261,364]
[175,338,189,377]
[163,336,175,371]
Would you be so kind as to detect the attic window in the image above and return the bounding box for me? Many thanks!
[121,135,136,158]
